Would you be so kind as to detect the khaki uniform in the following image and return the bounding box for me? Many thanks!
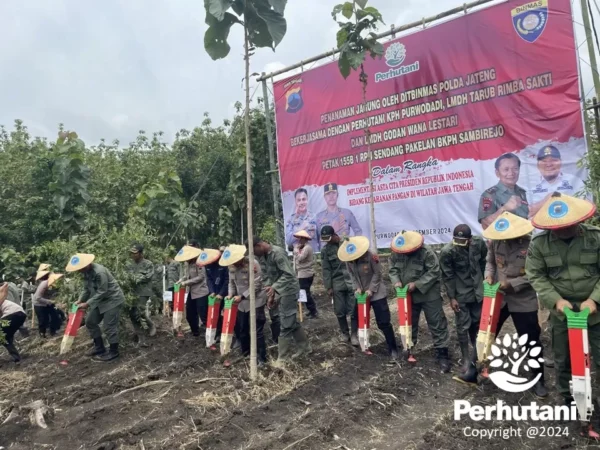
[322,241,355,334]
[526,225,600,398]
[389,246,449,349]
[263,245,308,360]
[182,263,209,335]
[81,263,125,345]
[440,237,487,348]
[126,258,155,334]
[478,182,529,224]
[347,251,398,353]
[229,258,268,361]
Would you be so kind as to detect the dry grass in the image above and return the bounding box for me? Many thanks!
[0,370,33,396]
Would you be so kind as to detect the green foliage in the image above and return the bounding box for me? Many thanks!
[332,0,385,79]
[203,0,288,60]
[218,206,234,246]
[259,216,277,244]
[49,131,91,235]
[0,248,28,280]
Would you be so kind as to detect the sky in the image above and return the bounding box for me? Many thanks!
[0,0,598,145]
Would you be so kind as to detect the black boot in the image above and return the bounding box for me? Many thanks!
[533,368,548,399]
[337,317,350,343]
[270,321,280,344]
[95,343,119,362]
[453,362,479,385]
[382,326,399,360]
[437,347,451,373]
[87,337,106,356]
[350,317,360,347]
[5,342,21,362]
[458,340,471,373]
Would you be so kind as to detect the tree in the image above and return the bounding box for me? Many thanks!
[203,0,289,380]
[332,0,384,249]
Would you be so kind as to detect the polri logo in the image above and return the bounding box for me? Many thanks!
[375,41,420,83]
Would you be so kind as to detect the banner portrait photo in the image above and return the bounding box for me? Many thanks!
[274,0,588,250]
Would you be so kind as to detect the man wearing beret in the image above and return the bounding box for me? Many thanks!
[316,183,362,249]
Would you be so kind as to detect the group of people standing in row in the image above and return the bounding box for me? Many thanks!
[2,191,600,410]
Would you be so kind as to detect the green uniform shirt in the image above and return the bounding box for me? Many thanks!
[264,245,299,299]
[439,236,487,304]
[526,224,600,325]
[321,241,353,292]
[478,182,529,223]
[389,246,441,304]
[166,261,181,290]
[80,263,125,314]
[127,258,154,297]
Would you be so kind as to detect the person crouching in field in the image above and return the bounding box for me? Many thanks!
[389,231,451,372]
[0,282,27,362]
[33,271,64,338]
[220,245,268,366]
[66,253,125,362]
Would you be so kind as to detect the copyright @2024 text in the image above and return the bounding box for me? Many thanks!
[462,426,569,440]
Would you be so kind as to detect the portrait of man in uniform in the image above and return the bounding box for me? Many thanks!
[478,153,529,230]
[527,145,582,217]
[285,188,318,252]
[316,183,362,249]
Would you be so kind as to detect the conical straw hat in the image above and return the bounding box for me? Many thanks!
[65,254,95,272]
[37,263,51,272]
[293,230,312,240]
[532,192,596,229]
[35,270,50,281]
[219,245,247,266]
[483,212,534,240]
[197,248,221,266]
[390,231,424,254]
[337,236,370,262]
[174,245,202,262]
[48,273,64,288]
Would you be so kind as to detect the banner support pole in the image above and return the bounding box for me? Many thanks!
[581,0,600,99]
[261,75,284,247]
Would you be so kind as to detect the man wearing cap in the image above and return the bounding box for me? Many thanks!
[67,254,125,361]
[220,245,269,365]
[342,236,399,360]
[321,225,358,344]
[251,237,310,363]
[293,230,319,319]
[526,193,600,411]
[439,225,487,374]
[316,183,363,248]
[176,245,209,337]
[478,153,529,230]
[389,231,451,371]
[199,248,227,343]
[286,188,318,252]
[127,243,157,344]
[528,145,582,218]
[0,283,27,362]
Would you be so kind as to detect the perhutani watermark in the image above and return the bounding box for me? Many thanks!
[454,400,578,421]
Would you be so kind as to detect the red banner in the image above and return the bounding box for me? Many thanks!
[274,0,587,248]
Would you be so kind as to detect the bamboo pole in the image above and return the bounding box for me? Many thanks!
[581,0,600,99]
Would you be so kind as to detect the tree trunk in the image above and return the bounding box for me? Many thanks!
[244,24,258,381]
[361,65,377,251]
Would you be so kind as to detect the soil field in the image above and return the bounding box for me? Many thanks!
[1,260,598,450]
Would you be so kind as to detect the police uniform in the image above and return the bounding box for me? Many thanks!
[263,245,310,361]
[286,212,318,252]
[316,183,362,248]
[347,250,399,355]
[440,235,487,367]
[228,257,268,363]
[126,257,156,338]
[478,182,529,223]
[389,246,450,353]
[321,236,356,340]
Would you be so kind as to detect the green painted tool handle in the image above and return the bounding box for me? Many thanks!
[482,281,501,297]
[564,307,590,329]
[174,283,181,292]
[70,303,79,314]
[395,286,409,298]
[355,292,368,303]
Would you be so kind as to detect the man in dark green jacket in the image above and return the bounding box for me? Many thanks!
[526,192,600,406]
[439,225,487,372]
[67,253,125,361]
[127,244,156,345]
[252,237,310,364]
[321,225,358,345]
[389,231,451,372]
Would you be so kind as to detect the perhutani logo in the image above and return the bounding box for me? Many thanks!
[454,400,577,421]
[375,42,420,83]
[487,333,544,393]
